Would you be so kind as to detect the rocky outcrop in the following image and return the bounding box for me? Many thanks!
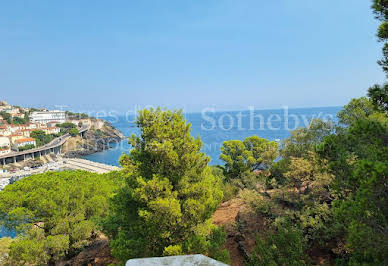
[58,234,116,266]
[62,119,125,158]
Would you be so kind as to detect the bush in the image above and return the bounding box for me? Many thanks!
[18,144,35,151]
[221,182,238,202]
[0,237,12,263]
[69,128,80,137]
[247,221,309,266]
[56,122,76,129]
[30,130,55,147]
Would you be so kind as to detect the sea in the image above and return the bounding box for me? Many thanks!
[0,106,341,238]
[83,106,341,166]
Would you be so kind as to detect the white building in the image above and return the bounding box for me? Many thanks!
[44,127,60,135]
[30,110,66,125]
[0,136,11,155]
[4,107,19,115]
[0,125,11,137]
[14,138,36,149]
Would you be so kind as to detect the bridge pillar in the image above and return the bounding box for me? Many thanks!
[13,156,16,164]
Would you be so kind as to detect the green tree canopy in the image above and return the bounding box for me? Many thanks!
[0,112,11,124]
[337,97,376,125]
[0,170,122,265]
[30,130,54,147]
[69,128,80,137]
[368,1,388,110]
[12,117,27,125]
[247,220,309,266]
[103,108,226,263]
[280,119,334,160]
[56,122,76,129]
[317,112,388,264]
[368,83,388,112]
[220,136,278,180]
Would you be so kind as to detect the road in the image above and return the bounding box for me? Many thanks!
[0,125,90,161]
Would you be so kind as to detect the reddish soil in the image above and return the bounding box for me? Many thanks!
[59,235,116,266]
[212,199,245,266]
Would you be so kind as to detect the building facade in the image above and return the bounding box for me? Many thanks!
[29,110,66,124]
[0,136,11,155]
[14,138,36,149]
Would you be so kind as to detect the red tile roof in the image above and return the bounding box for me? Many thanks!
[16,138,35,144]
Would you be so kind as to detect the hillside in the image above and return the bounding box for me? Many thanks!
[62,118,124,157]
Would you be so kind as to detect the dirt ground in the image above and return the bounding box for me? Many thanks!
[212,199,245,266]
[59,234,116,266]
[61,198,260,266]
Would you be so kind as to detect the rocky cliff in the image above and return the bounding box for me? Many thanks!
[62,118,125,157]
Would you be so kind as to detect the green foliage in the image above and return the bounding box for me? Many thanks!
[206,227,231,264]
[284,156,314,200]
[298,203,338,248]
[8,227,68,265]
[220,135,278,180]
[29,108,39,113]
[333,160,388,264]
[337,97,376,125]
[371,1,388,112]
[368,83,388,112]
[271,119,333,192]
[220,140,247,179]
[56,122,79,136]
[317,118,388,195]
[69,128,80,137]
[30,130,54,147]
[0,112,28,125]
[18,144,35,151]
[373,0,388,75]
[372,0,388,20]
[57,122,76,129]
[247,220,309,266]
[65,111,89,120]
[95,128,104,137]
[0,237,12,263]
[211,166,238,202]
[280,119,333,159]
[11,117,27,125]
[268,159,290,186]
[0,112,11,124]
[104,108,226,262]
[0,170,123,264]
[317,103,388,264]
[174,226,230,264]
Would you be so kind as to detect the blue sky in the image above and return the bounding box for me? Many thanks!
[0,0,386,112]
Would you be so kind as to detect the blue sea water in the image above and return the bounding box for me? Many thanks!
[0,227,16,238]
[83,106,341,166]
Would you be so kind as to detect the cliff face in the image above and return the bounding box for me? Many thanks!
[62,119,125,157]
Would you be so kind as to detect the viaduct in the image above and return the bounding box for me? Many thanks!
[0,125,89,166]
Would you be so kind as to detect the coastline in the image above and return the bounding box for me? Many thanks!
[62,119,125,158]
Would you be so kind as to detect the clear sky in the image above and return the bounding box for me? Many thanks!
[0,0,386,112]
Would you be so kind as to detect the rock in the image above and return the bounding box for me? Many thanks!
[62,119,125,158]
